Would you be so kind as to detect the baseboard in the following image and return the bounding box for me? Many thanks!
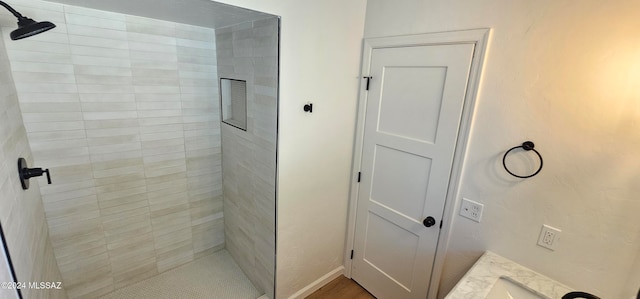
[287,266,345,299]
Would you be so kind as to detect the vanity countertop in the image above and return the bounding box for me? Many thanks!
[445,251,574,299]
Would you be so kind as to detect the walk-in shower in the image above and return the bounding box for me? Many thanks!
[0,0,278,298]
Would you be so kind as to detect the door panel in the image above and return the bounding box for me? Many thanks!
[370,145,432,221]
[378,67,447,144]
[352,43,474,299]
[363,212,419,289]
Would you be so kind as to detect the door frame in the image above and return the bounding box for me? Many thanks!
[344,28,491,299]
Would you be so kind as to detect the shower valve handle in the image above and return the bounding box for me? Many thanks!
[18,157,52,190]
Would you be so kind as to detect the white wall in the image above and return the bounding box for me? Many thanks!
[213,0,367,297]
[364,1,640,298]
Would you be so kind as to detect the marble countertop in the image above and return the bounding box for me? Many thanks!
[445,251,574,299]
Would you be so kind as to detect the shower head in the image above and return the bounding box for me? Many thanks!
[0,0,56,40]
[10,17,55,40]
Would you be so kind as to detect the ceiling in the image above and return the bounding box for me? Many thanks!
[44,0,275,29]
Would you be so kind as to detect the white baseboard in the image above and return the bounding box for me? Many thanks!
[287,266,345,299]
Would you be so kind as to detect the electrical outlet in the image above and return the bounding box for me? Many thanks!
[459,198,484,222]
[537,224,561,251]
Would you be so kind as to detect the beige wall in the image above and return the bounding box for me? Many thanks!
[1,1,224,298]
[216,17,278,299]
[364,0,640,298]
[0,30,66,299]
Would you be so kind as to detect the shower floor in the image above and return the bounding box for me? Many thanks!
[99,249,261,299]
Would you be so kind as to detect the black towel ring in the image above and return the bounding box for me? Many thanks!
[502,141,543,178]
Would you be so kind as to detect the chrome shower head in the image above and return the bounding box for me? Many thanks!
[0,0,56,40]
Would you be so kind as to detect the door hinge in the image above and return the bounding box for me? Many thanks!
[357,172,361,183]
[363,76,372,90]
[350,250,354,259]
[439,220,443,229]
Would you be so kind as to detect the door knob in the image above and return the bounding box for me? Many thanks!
[423,216,436,227]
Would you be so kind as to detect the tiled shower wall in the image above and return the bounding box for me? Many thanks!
[0,31,66,299]
[216,17,278,299]
[1,1,222,298]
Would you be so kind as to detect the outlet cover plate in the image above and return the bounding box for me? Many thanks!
[460,198,484,222]
[537,224,561,251]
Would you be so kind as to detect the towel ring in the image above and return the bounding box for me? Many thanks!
[502,141,543,178]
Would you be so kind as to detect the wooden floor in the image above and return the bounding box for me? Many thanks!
[306,275,375,299]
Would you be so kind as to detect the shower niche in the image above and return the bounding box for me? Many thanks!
[220,78,248,131]
[0,0,279,298]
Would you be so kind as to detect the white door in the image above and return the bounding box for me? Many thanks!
[351,43,475,299]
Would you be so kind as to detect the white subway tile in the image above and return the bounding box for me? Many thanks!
[72,55,132,68]
[77,84,134,94]
[81,102,137,112]
[15,83,77,93]
[76,74,133,85]
[87,135,140,147]
[63,5,125,21]
[9,61,74,74]
[137,102,182,112]
[12,72,76,84]
[134,93,181,102]
[131,60,178,70]
[22,111,83,123]
[65,13,126,31]
[125,15,175,28]
[19,102,81,113]
[83,111,138,121]
[89,142,141,155]
[69,35,129,50]
[178,70,217,79]
[140,130,184,142]
[24,120,84,132]
[179,78,214,87]
[131,68,178,79]
[177,46,216,58]
[146,164,186,178]
[71,45,130,59]
[80,93,135,103]
[128,41,176,54]
[126,32,176,45]
[28,130,86,141]
[92,164,144,179]
[90,151,142,164]
[134,85,180,94]
[74,65,132,77]
[32,145,89,159]
[85,127,138,138]
[133,76,179,86]
[126,22,176,37]
[138,109,181,119]
[4,39,71,54]
[130,50,178,62]
[178,55,216,65]
[177,38,215,50]
[7,50,72,64]
[175,28,215,42]
[67,24,128,40]
[177,62,217,73]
